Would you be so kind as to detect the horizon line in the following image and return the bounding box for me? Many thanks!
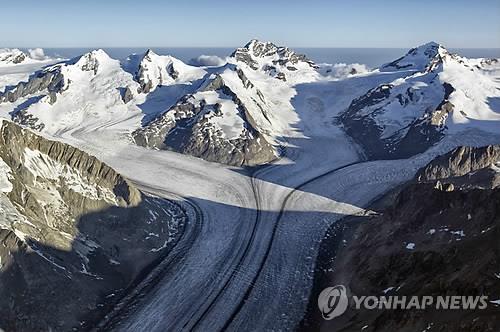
[2,45,500,50]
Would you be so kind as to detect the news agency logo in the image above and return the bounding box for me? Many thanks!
[318,284,490,320]
[317,285,349,320]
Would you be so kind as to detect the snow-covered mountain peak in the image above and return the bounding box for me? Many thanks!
[134,49,206,94]
[230,39,318,83]
[232,39,316,67]
[71,49,114,74]
[381,41,459,72]
[240,39,281,58]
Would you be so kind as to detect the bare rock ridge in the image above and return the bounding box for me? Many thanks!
[0,120,185,331]
[0,119,141,207]
[416,145,500,182]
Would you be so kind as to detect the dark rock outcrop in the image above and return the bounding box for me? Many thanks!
[416,145,500,182]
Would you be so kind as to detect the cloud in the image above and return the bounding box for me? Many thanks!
[28,48,48,60]
[318,63,370,79]
[189,55,227,67]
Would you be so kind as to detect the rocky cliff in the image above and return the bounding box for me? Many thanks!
[0,120,185,331]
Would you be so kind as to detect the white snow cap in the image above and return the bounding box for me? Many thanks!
[381,41,450,72]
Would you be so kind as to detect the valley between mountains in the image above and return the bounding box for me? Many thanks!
[0,41,499,331]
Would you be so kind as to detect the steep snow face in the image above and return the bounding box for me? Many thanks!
[0,49,209,136]
[341,43,500,160]
[230,39,319,84]
[126,49,206,94]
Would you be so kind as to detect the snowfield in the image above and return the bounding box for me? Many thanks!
[0,42,499,330]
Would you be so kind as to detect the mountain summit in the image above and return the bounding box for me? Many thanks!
[230,39,318,83]
[381,42,463,72]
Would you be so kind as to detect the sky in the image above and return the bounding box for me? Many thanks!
[1,0,499,48]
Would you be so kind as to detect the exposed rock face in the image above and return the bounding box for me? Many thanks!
[133,66,277,166]
[120,86,135,104]
[0,69,64,105]
[416,145,500,182]
[0,120,185,331]
[302,146,500,332]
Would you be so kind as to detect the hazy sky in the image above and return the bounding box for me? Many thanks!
[1,0,499,48]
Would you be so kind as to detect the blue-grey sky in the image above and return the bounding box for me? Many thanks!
[1,0,499,48]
